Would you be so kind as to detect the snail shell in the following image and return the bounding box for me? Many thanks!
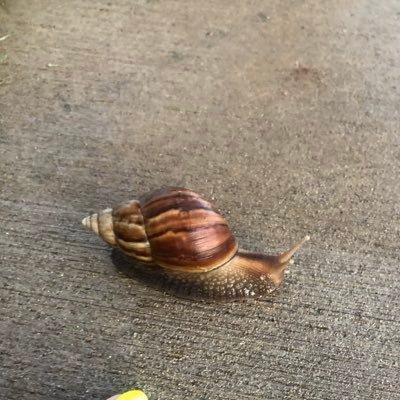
[82,187,309,300]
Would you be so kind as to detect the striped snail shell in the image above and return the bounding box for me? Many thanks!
[82,187,309,300]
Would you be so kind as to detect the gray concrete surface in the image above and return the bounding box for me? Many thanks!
[1,0,399,399]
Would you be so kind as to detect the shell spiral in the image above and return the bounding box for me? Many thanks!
[83,187,238,273]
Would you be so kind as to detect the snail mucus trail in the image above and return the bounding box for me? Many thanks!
[82,187,310,300]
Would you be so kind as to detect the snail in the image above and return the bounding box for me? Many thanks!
[82,187,309,300]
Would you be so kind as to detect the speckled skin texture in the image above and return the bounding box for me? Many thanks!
[158,251,283,300]
[111,250,287,300]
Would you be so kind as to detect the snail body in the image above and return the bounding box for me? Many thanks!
[83,187,309,300]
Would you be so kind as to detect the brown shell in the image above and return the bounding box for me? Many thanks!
[112,187,238,273]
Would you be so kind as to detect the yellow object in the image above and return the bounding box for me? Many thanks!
[117,390,148,400]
